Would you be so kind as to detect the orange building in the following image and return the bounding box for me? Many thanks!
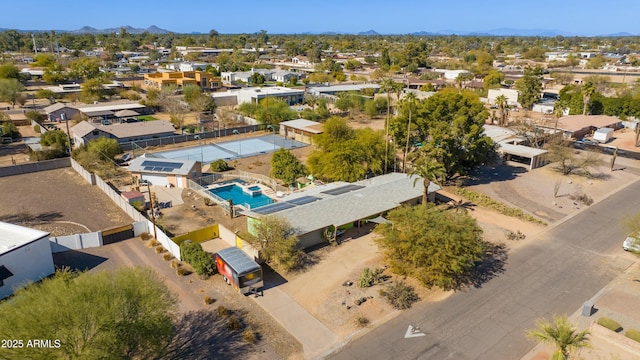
[143,71,221,92]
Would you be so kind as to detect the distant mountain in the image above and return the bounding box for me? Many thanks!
[605,32,635,37]
[413,28,570,37]
[358,30,380,36]
[70,25,171,34]
[412,31,444,36]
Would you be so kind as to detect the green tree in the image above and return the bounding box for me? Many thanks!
[409,158,446,205]
[308,117,388,182]
[527,315,590,360]
[0,63,20,79]
[80,78,104,103]
[249,72,266,85]
[245,215,303,271]
[483,70,505,91]
[581,81,595,115]
[515,66,543,110]
[0,267,177,359]
[1,122,21,139]
[40,129,68,148]
[270,148,307,185]
[36,89,57,104]
[86,136,122,160]
[69,57,102,80]
[375,204,486,290]
[409,90,493,180]
[0,78,24,108]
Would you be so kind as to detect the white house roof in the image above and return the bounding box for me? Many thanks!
[75,102,146,114]
[245,173,440,235]
[71,121,99,138]
[71,120,175,140]
[0,222,50,256]
[279,119,323,134]
[498,143,548,157]
[100,120,175,139]
[127,156,197,175]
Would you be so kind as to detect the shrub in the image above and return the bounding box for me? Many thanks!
[140,232,153,242]
[170,260,180,269]
[203,296,216,305]
[180,241,216,276]
[33,124,40,133]
[597,317,622,332]
[146,239,160,248]
[176,267,191,276]
[379,281,419,310]
[569,192,594,206]
[155,246,166,254]
[162,253,173,261]
[359,268,374,288]
[204,197,214,206]
[217,305,229,317]
[210,159,233,172]
[242,329,257,344]
[226,316,242,331]
[356,316,370,327]
[625,329,640,343]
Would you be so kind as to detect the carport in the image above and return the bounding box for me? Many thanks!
[498,144,548,170]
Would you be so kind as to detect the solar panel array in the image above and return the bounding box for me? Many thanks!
[320,184,364,196]
[252,195,321,214]
[141,160,183,172]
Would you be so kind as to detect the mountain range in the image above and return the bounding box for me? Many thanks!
[0,26,637,37]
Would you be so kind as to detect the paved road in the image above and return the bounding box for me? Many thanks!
[327,179,640,360]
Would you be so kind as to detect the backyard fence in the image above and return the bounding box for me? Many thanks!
[0,157,70,177]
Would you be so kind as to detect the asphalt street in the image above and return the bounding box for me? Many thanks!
[327,178,640,360]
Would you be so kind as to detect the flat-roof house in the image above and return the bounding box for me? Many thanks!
[306,84,380,96]
[484,125,547,170]
[127,156,201,188]
[536,115,622,139]
[244,173,440,248]
[0,222,55,299]
[143,71,221,92]
[279,119,323,144]
[71,120,176,146]
[236,87,304,105]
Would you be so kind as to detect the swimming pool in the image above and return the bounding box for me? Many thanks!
[208,184,273,209]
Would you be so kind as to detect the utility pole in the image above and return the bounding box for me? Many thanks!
[146,182,158,239]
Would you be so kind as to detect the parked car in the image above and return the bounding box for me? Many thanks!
[138,179,151,186]
[623,236,640,252]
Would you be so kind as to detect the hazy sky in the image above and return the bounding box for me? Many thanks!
[5,0,639,35]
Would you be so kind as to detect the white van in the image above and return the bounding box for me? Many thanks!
[623,236,640,252]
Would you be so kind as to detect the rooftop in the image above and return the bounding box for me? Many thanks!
[307,83,380,94]
[553,115,622,132]
[72,120,176,139]
[0,222,50,256]
[245,173,439,235]
[279,119,323,134]
[127,157,197,175]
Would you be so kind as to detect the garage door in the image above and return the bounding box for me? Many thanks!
[141,174,168,186]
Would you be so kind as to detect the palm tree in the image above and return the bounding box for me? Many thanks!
[409,158,445,205]
[445,199,476,212]
[553,100,567,135]
[527,315,590,360]
[582,81,595,116]
[402,91,417,173]
[495,95,509,127]
[380,78,395,173]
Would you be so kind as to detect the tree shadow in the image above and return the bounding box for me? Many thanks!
[447,242,509,291]
[0,211,63,224]
[462,163,528,187]
[161,310,251,360]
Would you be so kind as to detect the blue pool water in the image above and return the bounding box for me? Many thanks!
[208,184,272,209]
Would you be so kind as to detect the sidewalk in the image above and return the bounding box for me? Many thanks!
[252,281,338,359]
[522,258,640,360]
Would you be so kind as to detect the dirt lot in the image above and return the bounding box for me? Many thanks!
[0,168,132,235]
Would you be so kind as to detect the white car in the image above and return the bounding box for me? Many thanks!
[623,236,640,253]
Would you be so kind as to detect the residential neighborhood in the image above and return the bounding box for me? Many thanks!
[2,4,640,360]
